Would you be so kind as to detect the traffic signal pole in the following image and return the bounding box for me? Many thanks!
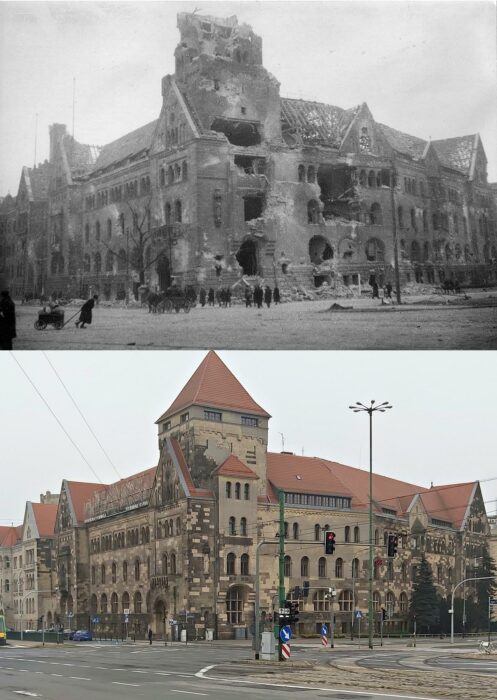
[278,489,286,661]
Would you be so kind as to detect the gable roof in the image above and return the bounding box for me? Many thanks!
[376,123,427,159]
[30,503,58,538]
[0,525,20,547]
[281,98,358,148]
[214,454,259,479]
[92,120,158,173]
[65,480,107,525]
[431,135,477,175]
[157,351,270,421]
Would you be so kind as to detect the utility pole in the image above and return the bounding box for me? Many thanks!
[278,489,285,661]
[389,157,402,304]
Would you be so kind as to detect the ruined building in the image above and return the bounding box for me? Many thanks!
[47,352,491,639]
[1,11,496,298]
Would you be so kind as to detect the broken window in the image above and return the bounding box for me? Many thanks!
[381,170,391,187]
[359,170,367,186]
[235,155,265,175]
[165,203,171,225]
[244,194,263,221]
[376,171,381,188]
[411,240,421,262]
[307,199,320,224]
[410,208,417,231]
[213,190,222,227]
[309,235,333,264]
[370,203,383,225]
[211,117,261,146]
[174,200,182,223]
[236,239,258,276]
[445,243,453,261]
[298,164,305,182]
[365,238,385,262]
[168,166,174,185]
[307,165,316,183]
[359,126,372,153]
[368,170,376,188]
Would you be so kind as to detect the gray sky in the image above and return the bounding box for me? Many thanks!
[1,350,496,525]
[0,0,496,195]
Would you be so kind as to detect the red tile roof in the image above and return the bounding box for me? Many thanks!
[0,525,20,547]
[31,503,58,538]
[214,455,259,479]
[157,351,270,421]
[65,480,107,524]
[266,452,477,529]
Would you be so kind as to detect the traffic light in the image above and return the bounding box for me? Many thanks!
[278,603,291,625]
[382,607,387,621]
[324,530,336,554]
[288,601,299,624]
[303,581,310,598]
[387,534,398,557]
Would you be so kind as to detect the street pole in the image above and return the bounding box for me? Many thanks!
[450,575,496,643]
[390,157,402,304]
[254,539,278,660]
[329,589,336,648]
[351,574,355,640]
[278,489,286,661]
[349,401,392,651]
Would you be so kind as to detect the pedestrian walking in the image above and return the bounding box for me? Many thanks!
[264,285,272,308]
[226,288,232,307]
[385,283,392,299]
[254,285,263,308]
[371,281,379,299]
[273,287,280,304]
[0,290,16,350]
[244,287,252,308]
[199,288,206,307]
[75,294,98,328]
[148,627,153,645]
[207,288,215,306]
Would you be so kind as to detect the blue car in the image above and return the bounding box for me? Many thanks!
[72,629,93,641]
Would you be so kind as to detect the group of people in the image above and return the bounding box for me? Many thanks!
[199,287,232,308]
[245,285,280,309]
[371,281,393,300]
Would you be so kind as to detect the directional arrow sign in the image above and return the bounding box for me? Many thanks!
[279,625,292,642]
[321,624,328,635]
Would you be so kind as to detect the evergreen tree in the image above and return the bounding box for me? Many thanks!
[409,557,440,632]
[473,545,497,630]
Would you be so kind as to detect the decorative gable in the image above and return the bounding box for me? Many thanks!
[150,76,200,155]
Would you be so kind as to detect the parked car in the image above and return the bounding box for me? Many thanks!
[72,630,92,641]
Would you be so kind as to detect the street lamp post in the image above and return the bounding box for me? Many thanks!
[349,400,392,650]
[450,575,496,644]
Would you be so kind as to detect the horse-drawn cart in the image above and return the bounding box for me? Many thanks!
[34,309,65,330]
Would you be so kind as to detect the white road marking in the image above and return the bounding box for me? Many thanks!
[69,676,91,681]
[50,673,63,677]
[170,692,208,697]
[13,692,41,697]
[194,664,454,700]
[132,670,148,673]
[111,682,140,687]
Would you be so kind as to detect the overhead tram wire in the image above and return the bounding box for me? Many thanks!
[9,353,104,484]
[42,352,122,480]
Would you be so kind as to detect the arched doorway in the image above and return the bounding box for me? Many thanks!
[309,235,333,265]
[236,239,258,276]
[153,599,166,638]
[156,254,171,291]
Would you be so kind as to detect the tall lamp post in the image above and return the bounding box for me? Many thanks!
[349,400,392,650]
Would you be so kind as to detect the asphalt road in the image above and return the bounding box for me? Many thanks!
[1,640,496,700]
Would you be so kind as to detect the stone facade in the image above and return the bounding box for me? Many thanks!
[2,12,497,299]
[46,352,493,640]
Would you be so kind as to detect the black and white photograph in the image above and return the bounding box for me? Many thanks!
[0,1,496,349]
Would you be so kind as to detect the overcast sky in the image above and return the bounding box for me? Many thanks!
[1,350,496,526]
[0,0,496,195]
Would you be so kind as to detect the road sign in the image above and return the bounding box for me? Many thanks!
[123,608,130,615]
[168,618,176,625]
[91,616,100,624]
[280,625,292,642]
[124,616,129,624]
[67,612,74,618]
[489,598,497,607]
[355,610,363,619]
[281,642,291,659]
[321,624,328,635]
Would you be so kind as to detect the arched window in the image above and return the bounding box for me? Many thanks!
[160,168,165,187]
[352,558,360,579]
[235,482,241,499]
[411,240,420,262]
[374,529,379,545]
[105,250,113,272]
[307,199,320,224]
[399,592,408,613]
[313,589,331,611]
[307,165,315,183]
[111,562,117,583]
[170,552,176,574]
[117,248,126,271]
[182,161,188,181]
[226,481,232,498]
[240,517,247,537]
[397,206,404,228]
[226,552,236,575]
[101,564,106,584]
[284,555,292,577]
[90,594,98,614]
[123,561,127,581]
[244,483,250,500]
[100,593,108,613]
[226,585,245,623]
[293,523,299,540]
[401,561,408,582]
[240,553,249,575]
[318,557,327,578]
[365,238,385,262]
[91,566,96,584]
[83,253,91,273]
[165,202,171,225]
[373,591,381,611]
[385,591,395,613]
[376,171,382,188]
[344,526,350,542]
[354,526,360,543]
[134,559,140,581]
[314,524,321,541]
[168,166,174,185]
[338,590,354,611]
[94,251,101,274]
[445,243,453,261]
[370,203,382,225]
[359,170,367,186]
[368,170,376,188]
[162,553,168,575]
[422,210,428,233]
[122,591,130,612]
[298,164,305,183]
[386,560,394,581]
[410,208,417,231]
[284,521,289,539]
[134,591,142,614]
[84,223,90,244]
[174,163,181,181]
[95,220,101,241]
[174,200,182,223]
[229,516,236,535]
[301,556,309,577]
[432,212,439,230]
[335,557,343,578]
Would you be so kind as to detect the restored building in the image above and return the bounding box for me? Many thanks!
[2,12,497,299]
[49,352,492,639]
[0,525,21,628]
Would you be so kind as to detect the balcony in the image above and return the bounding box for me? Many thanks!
[150,575,169,590]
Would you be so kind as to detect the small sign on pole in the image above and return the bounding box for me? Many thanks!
[321,623,328,646]
[281,642,291,659]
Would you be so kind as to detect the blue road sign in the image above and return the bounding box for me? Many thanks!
[321,624,328,635]
[279,625,292,642]
[91,616,100,624]
[355,610,363,619]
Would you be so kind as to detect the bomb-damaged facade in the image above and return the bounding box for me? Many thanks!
[48,352,492,640]
[1,12,496,300]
